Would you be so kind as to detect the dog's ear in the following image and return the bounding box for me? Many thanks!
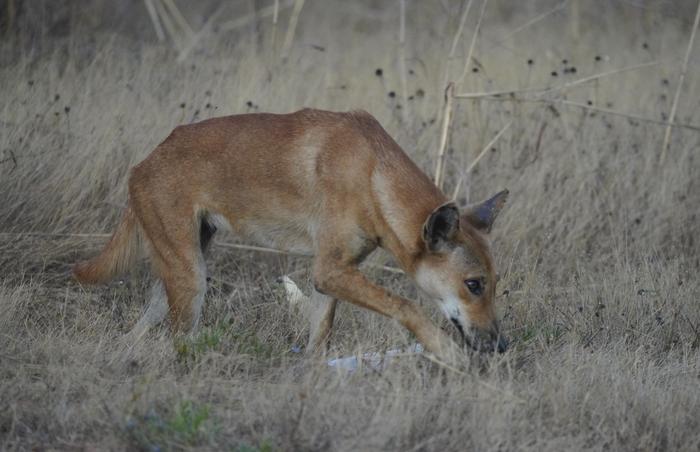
[423,202,460,251]
[461,189,509,233]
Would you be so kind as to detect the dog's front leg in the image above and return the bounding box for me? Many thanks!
[312,259,462,366]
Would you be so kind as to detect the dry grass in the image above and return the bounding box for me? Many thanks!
[1,1,700,450]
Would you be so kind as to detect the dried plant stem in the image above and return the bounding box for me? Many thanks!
[176,4,226,62]
[496,0,567,44]
[451,121,512,200]
[6,0,15,35]
[544,98,700,132]
[434,83,455,190]
[466,121,511,174]
[660,0,700,164]
[162,0,194,38]
[217,241,403,274]
[144,0,165,42]
[281,0,305,59]
[0,232,405,275]
[457,0,488,86]
[443,0,474,88]
[472,95,700,132]
[398,0,409,122]
[448,0,474,59]
[153,0,182,49]
[0,232,111,239]
[219,0,292,33]
[570,0,580,40]
[271,0,280,49]
[455,60,661,100]
[455,87,544,99]
[273,0,280,25]
[536,60,660,97]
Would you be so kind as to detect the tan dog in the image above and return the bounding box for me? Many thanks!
[74,109,509,361]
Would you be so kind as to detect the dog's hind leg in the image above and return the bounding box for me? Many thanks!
[126,279,169,341]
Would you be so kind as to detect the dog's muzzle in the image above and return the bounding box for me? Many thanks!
[451,318,508,353]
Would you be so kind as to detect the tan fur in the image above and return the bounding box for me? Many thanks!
[73,206,141,284]
[73,109,508,362]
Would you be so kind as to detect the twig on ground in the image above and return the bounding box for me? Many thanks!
[660,0,700,163]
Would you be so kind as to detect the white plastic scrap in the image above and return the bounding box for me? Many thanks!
[326,343,425,372]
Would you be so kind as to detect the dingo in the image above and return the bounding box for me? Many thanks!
[74,109,509,361]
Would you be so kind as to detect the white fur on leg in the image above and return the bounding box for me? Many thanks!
[126,279,168,341]
[307,289,337,354]
[190,254,207,329]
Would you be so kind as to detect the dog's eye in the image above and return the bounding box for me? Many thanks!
[464,279,483,296]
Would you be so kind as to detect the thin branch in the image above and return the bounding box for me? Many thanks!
[176,3,226,62]
[273,0,280,24]
[496,0,568,43]
[457,0,488,86]
[454,60,661,100]
[535,60,660,97]
[271,0,280,50]
[467,121,512,174]
[448,0,474,59]
[216,240,308,257]
[0,232,111,238]
[454,86,545,99]
[161,0,194,38]
[434,83,455,190]
[660,0,700,163]
[144,0,165,41]
[398,0,409,122]
[443,0,474,87]
[473,95,700,132]
[546,99,700,132]
[216,241,404,274]
[0,231,406,275]
[452,121,512,200]
[219,0,293,32]
[153,0,182,50]
[281,0,305,59]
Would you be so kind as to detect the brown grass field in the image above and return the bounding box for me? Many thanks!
[1,0,700,450]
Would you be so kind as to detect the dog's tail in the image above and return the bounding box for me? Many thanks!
[73,205,141,284]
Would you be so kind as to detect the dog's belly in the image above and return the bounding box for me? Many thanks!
[208,212,315,255]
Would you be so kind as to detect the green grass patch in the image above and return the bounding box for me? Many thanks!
[175,317,281,365]
[235,439,276,452]
[126,400,216,450]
